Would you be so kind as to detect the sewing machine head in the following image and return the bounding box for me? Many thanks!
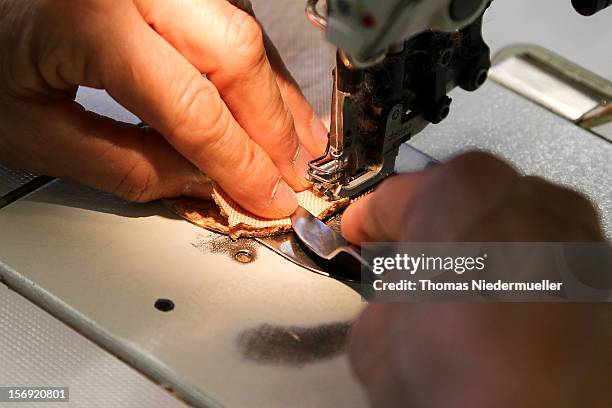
[306,0,491,199]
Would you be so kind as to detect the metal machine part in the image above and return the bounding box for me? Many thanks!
[571,0,612,15]
[259,143,437,280]
[307,0,489,67]
[290,206,371,271]
[306,0,610,200]
[490,44,612,142]
[307,0,611,69]
[308,1,490,198]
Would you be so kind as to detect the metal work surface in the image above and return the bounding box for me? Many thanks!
[0,0,611,407]
[410,81,612,239]
[0,180,366,408]
[0,283,189,408]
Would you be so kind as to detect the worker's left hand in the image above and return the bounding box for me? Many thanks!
[0,0,328,218]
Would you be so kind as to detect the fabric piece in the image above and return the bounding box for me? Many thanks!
[212,186,343,229]
[163,187,348,239]
[161,0,341,239]
[163,197,233,236]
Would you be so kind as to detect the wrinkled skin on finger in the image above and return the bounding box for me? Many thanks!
[342,152,611,408]
[0,0,327,218]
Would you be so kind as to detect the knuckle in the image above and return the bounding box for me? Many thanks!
[31,0,136,85]
[227,9,265,69]
[539,181,600,222]
[523,176,593,208]
[570,191,600,215]
[193,108,233,160]
[555,186,593,210]
[440,151,519,197]
[485,189,603,241]
[233,145,276,201]
[268,108,298,148]
[452,151,517,179]
[234,142,263,185]
[172,77,231,149]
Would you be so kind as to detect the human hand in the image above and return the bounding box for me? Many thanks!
[0,0,328,218]
[342,152,605,243]
[349,302,612,408]
[342,152,610,407]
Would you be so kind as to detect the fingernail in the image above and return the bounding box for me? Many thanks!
[293,145,314,190]
[310,115,330,149]
[272,180,298,217]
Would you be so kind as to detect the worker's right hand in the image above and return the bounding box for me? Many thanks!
[0,0,328,218]
[342,152,605,243]
[341,152,610,408]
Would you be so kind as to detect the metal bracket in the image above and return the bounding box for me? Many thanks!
[490,44,612,142]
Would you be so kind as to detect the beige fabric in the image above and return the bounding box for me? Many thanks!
[163,186,349,239]
[212,187,345,229]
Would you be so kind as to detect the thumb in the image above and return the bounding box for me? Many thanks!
[341,172,430,243]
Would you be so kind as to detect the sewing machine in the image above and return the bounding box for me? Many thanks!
[0,1,611,407]
[306,0,611,199]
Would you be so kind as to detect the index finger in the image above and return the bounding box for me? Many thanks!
[35,1,298,217]
[133,0,313,191]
